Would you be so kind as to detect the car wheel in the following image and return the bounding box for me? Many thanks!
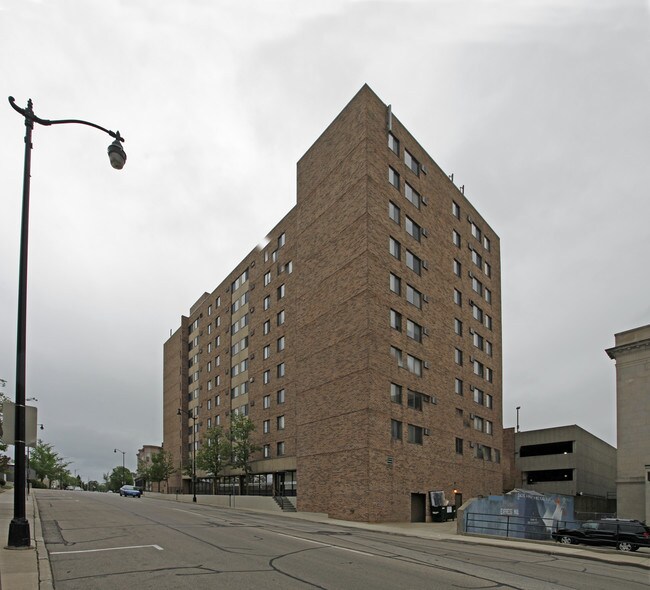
[617,541,635,552]
[558,535,574,545]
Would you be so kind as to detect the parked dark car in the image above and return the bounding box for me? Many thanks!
[552,519,650,552]
[119,484,142,498]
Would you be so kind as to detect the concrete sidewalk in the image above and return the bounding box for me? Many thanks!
[0,487,53,590]
[1,489,648,590]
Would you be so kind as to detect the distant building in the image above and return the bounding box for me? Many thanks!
[163,85,503,522]
[606,323,650,522]
[503,425,616,516]
[136,444,162,492]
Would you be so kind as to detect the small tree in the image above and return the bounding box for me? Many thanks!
[196,426,230,494]
[107,466,133,491]
[0,390,11,475]
[150,450,176,492]
[229,414,260,495]
[30,441,70,488]
[136,458,153,491]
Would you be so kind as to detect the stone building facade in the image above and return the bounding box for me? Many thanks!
[163,85,503,522]
[607,323,650,522]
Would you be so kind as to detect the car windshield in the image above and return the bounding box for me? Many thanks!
[123,485,135,490]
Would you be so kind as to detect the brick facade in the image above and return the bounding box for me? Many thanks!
[162,85,503,521]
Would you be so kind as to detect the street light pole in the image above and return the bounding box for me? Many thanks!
[177,408,197,502]
[114,449,126,486]
[7,96,126,549]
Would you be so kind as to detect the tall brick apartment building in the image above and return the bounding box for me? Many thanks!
[163,85,503,522]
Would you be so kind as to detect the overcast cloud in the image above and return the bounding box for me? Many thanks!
[1,0,648,483]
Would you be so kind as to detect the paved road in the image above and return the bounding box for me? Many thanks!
[37,491,649,589]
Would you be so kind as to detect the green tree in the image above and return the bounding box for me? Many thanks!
[196,426,230,494]
[229,414,260,495]
[136,458,153,491]
[29,441,70,488]
[150,450,176,492]
[106,466,133,491]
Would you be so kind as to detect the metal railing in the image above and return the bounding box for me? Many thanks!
[465,512,566,540]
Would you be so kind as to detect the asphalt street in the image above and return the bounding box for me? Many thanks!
[37,490,650,590]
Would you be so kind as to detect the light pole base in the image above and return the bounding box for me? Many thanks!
[7,517,31,548]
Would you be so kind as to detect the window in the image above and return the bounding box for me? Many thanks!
[264,295,271,310]
[484,262,491,278]
[277,310,285,326]
[216,296,221,308]
[406,250,421,275]
[277,415,285,430]
[208,380,213,391]
[454,288,462,306]
[263,395,271,409]
[390,273,401,295]
[390,345,403,366]
[485,341,492,357]
[278,232,286,248]
[282,260,293,274]
[277,336,285,352]
[231,314,249,335]
[404,150,420,175]
[232,269,249,291]
[272,249,278,262]
[277,388,285,404]
[263,444,271,458]
[208,342,212,353]
[484,314,492,330]
[473,415,484,432]
[390,383,402,404]
[470,222,481,241]
[388,133,399,154]
[389,166,400,189]
[452,230,461,247]
[264,271,271,286]
[389,237,401,260]
[473,332,484,350]
[486,367,493,383]
[453,259,462,277]
[216,394,221,406]
[407,390,427,411]
[407,424,423,444]
[263,320,271,335]
[472,276,483,296]
[454,318,462,336]
[263,370,270,384]
[473,388,485,405]
[406,354,422,376]
[405,183,420,208]
[389,201,400,224]
[406,319,422,342]
[277,441,285,456]
[455,378,463,396]
[207,360,212,373]
[494,449,500,464]
[485,288,492,304]
[471,249,483,268]
[390,309,402,331]
[208,304,212,316]
[473,359,484,377]
[277,363,285,378]
[455,437,464,454]
[455,348,463,366]
[263,345,270,360]
[483,235,491,251]
[207,417,212,428]
[472,303,483,322]
[405,216,421,241]
[277,284,285,300]
[263,419,270,434]
[406,284,422,309]
[452,201,460,219]
[216,415,221,425]
[231,336,249,356]
[391,419,403,440]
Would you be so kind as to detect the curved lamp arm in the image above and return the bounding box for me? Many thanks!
[8,96,127,169]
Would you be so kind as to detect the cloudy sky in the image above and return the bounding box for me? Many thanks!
[1,0,648,483]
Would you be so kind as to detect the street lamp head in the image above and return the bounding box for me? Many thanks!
[113,449,117,453]
[107,136,127,170]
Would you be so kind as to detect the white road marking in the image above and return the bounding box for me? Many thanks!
[50,544,163,555]
[270,531,376,557]
[172,508,206,518]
